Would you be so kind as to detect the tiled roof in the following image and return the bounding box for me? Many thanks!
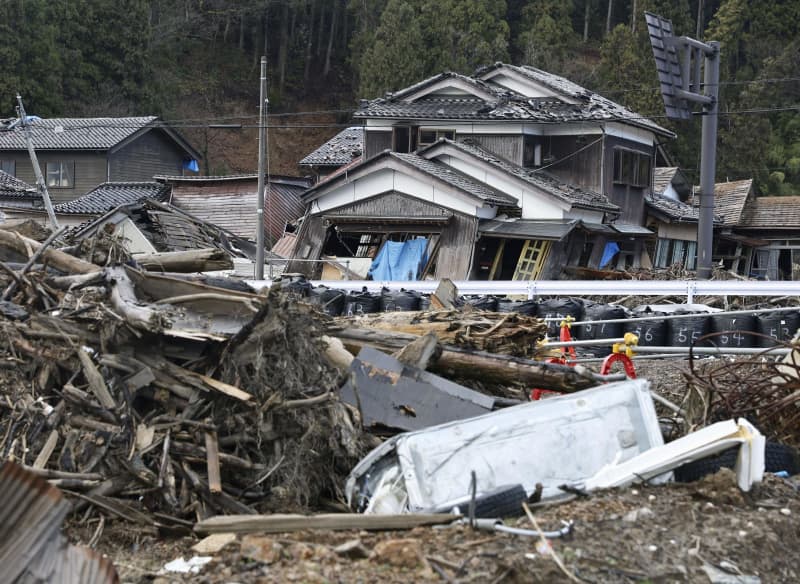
[740,196,800,229]
[434,139,617,212]
[0,117,157,150]
[689,179,752,226]
[354,64,672,137]
[653,167,678,196]
[0,170,36,199]
[481,64,672,137]
[53,182,169,215]
[645,193,699,222]
[299,127,364,166]
[391,152,517,205]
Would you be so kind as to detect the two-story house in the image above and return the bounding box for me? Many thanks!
[0,116,201,205]
[291,63,674,280]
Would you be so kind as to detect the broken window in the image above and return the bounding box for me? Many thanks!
[46,161,74,188]
[612,148,651,188]
[418,128,455,147]
[654,238,697,270]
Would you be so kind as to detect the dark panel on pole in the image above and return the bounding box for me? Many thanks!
[645,12,692,121]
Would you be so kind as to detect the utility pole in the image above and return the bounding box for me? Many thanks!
[645,13,720,280]
[255,56,267,280]
[16,95,59,230]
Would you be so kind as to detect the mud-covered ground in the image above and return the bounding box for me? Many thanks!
[65,357,800,584]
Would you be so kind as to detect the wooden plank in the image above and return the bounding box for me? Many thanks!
[32,430,59,469]
[194,513,458,535]
[205,431,222,494]
[77,349,117,409]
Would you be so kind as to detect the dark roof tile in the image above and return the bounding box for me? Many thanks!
[53,182,169,215]
[299,127,364,166]
[392,152,517,205]
[0,117,157,150]
[437,139,617,212]
[0,170,36,199]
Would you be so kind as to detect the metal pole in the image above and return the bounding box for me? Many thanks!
[16,95,59,230]
[696,41,720,279]
[255,56,267,280]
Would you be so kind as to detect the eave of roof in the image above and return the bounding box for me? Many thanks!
[420,138,617,213]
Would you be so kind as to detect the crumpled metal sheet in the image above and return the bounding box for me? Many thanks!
[0,461,119,584]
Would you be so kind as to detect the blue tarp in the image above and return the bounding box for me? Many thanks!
[183,159,200,172]
[599,241,620,268]
[368,238,428,281]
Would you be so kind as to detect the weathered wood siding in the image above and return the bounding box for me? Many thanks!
[5,151,107,203]
[547,135,603,194]
[289,192,477,279]
[109,130,186,181]
[458,135,524,165]
[365,131,392,159]
[171,181,259,240]
[602,135,654,225]
[325,191,451,219]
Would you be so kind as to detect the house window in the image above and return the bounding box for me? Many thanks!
[655,238,696,270]
[0,160,14,176]
[613,148,651,188]
[46,161,74,188]
[393,126,417,153]
[418,128,455,147]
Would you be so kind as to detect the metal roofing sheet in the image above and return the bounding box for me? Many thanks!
[478,218,577,240]
[611,223,655,236]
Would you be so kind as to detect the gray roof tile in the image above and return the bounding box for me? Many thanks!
[354,64,672,137]
[0,170,36,199]
[299,127,364,166]
[740,196,800,229]
[432,139,617,212]
[645,193,699,222]
[53,182,169,215]
[391,152,517,206]
[0,117,157,150]
[653,167,678,196]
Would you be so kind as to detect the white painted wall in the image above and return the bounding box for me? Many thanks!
[435,153,566,220]
[657,222,698,241]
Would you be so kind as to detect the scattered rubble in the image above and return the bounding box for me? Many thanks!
[1,222,800,582]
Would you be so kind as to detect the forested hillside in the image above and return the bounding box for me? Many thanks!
[1,0,797,193]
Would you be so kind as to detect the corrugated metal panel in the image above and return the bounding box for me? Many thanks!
[0,461,118,584]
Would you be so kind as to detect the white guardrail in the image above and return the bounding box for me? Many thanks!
[245,279,800,303]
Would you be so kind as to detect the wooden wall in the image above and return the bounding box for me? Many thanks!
[3,151,107,203]
[601,135,654,225]
[109,130,185,181]
[365,131,392,159]
[547,135,603,194]
[458,134,524,165]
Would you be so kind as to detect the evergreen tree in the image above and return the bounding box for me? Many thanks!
[516,0,576,74]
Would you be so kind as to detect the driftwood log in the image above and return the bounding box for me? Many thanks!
[133,248,233,273]
[332,327,603,392]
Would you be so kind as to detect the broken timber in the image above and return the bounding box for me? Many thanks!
[332,327,600,392]
[194,512,458,535]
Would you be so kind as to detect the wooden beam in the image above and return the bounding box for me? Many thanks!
[0,227,100,274]
[194,513,458,534]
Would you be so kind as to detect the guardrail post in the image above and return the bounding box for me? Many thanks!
[527,280,536,300]
[686,281,696,304]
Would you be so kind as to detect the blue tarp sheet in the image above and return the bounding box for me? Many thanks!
[599,241,620,268]
[368,238,428,281]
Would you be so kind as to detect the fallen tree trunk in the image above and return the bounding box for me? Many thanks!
[0,227,100,274]
[133,248,233,272]
[332,327,602,392]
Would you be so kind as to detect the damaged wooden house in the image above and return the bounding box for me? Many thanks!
[291,63,675,280]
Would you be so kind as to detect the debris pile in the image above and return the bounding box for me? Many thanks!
[0,227,369,531]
